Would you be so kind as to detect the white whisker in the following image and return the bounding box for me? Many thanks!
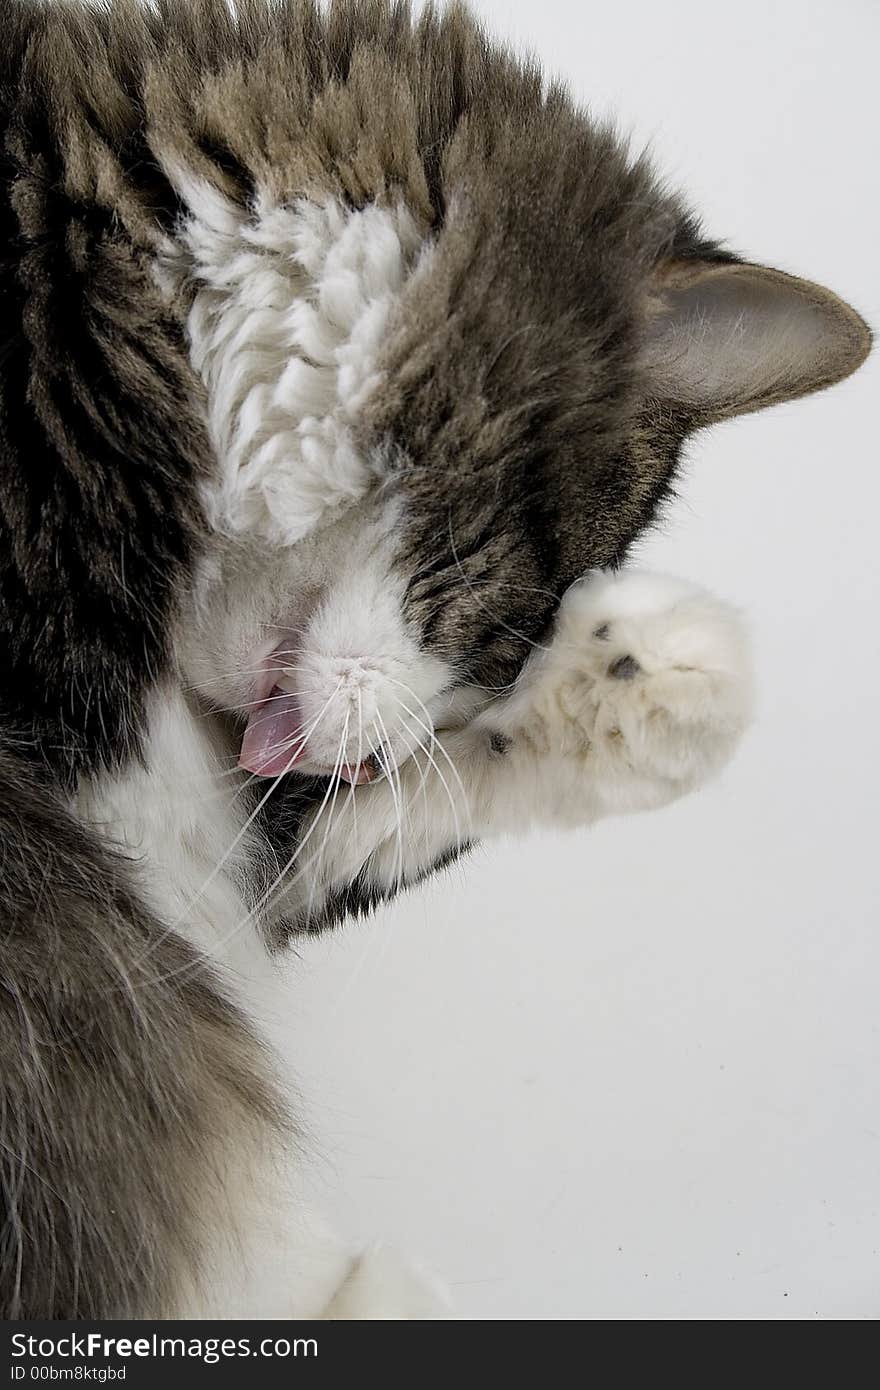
[396,706,465,860]
[388,679,471,822]
[303,709,350,927]
[374,710,405,892]
[127,681,345,982]
[447,511,551,655]
[247,717,352,927]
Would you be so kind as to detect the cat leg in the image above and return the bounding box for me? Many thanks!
[290,570,752,911]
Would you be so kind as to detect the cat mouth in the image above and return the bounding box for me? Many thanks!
[238,684,379,783]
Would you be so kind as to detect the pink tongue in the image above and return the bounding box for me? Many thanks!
[238,687,379,783]
[239,691,308,778]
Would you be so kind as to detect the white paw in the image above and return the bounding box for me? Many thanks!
[499,569,753,814]
[320,1244,453,1320]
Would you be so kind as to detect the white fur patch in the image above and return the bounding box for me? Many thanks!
[161,176,425,544]
[74,685,262,985]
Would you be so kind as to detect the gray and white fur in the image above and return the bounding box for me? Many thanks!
[0,0,869,1318]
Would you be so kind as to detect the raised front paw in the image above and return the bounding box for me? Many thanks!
[491,570,753,815]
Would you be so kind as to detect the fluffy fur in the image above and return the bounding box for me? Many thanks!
[0,0,869,1319]
[166,186,425,543]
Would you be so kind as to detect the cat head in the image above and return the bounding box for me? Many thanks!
[176,177,869,785]
[1,1,869,785]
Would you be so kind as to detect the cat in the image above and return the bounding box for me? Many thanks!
[0,0,869,1320]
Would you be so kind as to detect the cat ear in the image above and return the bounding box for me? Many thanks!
[641,259,871,423]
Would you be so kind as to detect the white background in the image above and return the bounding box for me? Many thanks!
[289,0,879,1318]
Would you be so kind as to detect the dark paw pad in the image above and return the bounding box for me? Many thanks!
[488,730,511,757]
[607,654,640,681]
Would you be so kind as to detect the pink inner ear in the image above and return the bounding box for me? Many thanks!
[239,688,309,777]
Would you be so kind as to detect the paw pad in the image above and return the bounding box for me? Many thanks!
[488,731,511,757]
[607,654,640,681]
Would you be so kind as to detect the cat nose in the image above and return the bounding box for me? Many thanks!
[331,655,376,685]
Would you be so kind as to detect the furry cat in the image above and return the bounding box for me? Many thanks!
[0,0,869,1319]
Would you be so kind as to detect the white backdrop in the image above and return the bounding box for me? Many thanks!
[287,0,879,1318]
